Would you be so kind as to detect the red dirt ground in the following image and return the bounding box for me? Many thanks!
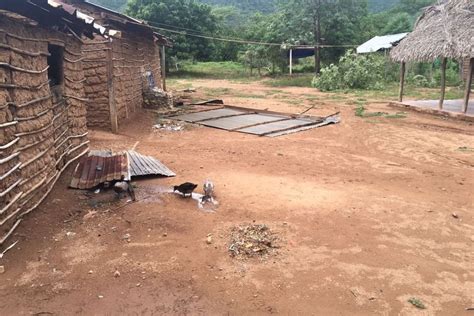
[1,79,473,315]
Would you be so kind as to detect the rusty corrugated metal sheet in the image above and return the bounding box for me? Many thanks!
[70,153,129,189]
[128,151,175,178]
[70,150,175,189]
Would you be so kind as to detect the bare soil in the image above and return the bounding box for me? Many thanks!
[1,79,473,315]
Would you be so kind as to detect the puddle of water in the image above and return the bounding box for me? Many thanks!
[134,185,218,212]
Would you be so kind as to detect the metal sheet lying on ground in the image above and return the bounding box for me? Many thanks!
[203,113,288,130]
[170,106,340,137]
[70,151,175,189]
[174,108,244,122]
[128,151,176,177]
[70,153,129,190]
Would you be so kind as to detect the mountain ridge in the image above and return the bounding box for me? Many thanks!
[87,0,401,14]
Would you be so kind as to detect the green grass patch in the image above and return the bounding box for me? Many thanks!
[355,105,406,119]
[264,74,314,88]
[168,61,253,80]
[349,82,464,102]
[355,105,386,117]
[233,93,266,99]
[408,298,426,310]
[385,112,408,119]
[202,87,232,94]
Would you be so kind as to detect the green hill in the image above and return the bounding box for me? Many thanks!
[87,0,401,15]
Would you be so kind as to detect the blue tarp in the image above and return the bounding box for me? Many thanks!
[288,48,315,59]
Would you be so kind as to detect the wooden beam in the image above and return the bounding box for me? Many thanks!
[439,57,447,109]
[399,62,406,102]
[107,39,118,133]
[289,49,293,76]
[463,58,473,114]
[161,46,167,91]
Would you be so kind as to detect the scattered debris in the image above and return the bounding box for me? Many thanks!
[0,265,5,274]
[206,235,213,245]
[122,233,131,241]
[83,210,98,221]
[179,88,196,93]
[0,240,19,259]
[114,270,121,278]
[408,297,426,309]
[458,146,474,152]
[143,87,174,110]
[98,295,104,299]
[88,270,94,274]
[153,119,185,132]
[228,224,279,259]
[66,232,76,238]
[452,212,459,219]
[466,307,474,311]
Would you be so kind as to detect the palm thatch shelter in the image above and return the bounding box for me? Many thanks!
[391,0,473,114]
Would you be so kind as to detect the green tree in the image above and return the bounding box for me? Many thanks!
[277,0,370,74]
[381,12,412,35]
[126,0,219,62]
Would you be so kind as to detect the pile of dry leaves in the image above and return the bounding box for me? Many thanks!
[228,224,279,259]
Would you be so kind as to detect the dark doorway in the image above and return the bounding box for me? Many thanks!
[47,44,64,87]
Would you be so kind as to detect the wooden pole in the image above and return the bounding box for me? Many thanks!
[160,45,166,91]
[463,58,473,114]
[439,57,447,109]
[399,62,406,102]
[107,39,118,133]
[289,49,293,76]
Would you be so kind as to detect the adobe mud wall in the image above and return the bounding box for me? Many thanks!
[0,17,89,245]
[82,33,162,131]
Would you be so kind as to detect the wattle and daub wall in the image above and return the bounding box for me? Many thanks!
[83,33,162,131]
[0,16,89,244]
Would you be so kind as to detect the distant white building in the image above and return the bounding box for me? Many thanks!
[357,33,409,54]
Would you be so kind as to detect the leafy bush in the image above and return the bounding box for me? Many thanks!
[433,66,462,86]
[311,64,342,91]
[312,51,385,91]
[408,75,432,88]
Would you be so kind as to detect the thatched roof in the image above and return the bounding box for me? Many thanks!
[391,0,474,62]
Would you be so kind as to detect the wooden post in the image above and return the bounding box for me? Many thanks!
[399,62,406,102]
[463,58,473,114]
[107,39,118,133]
[160,45,166,91]
[439,57,447,109]
[289,49,293,76]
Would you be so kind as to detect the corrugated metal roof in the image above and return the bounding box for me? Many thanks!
[357,33,408,54]
[70,153,129,189]
[0,0,101,39]
[70,150,175,189]
[128,151,175,178]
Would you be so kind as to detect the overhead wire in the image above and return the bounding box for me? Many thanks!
[145,21,357,48]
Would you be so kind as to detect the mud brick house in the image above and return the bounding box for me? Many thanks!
[0,0,100,246]
[58,0,171,133]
